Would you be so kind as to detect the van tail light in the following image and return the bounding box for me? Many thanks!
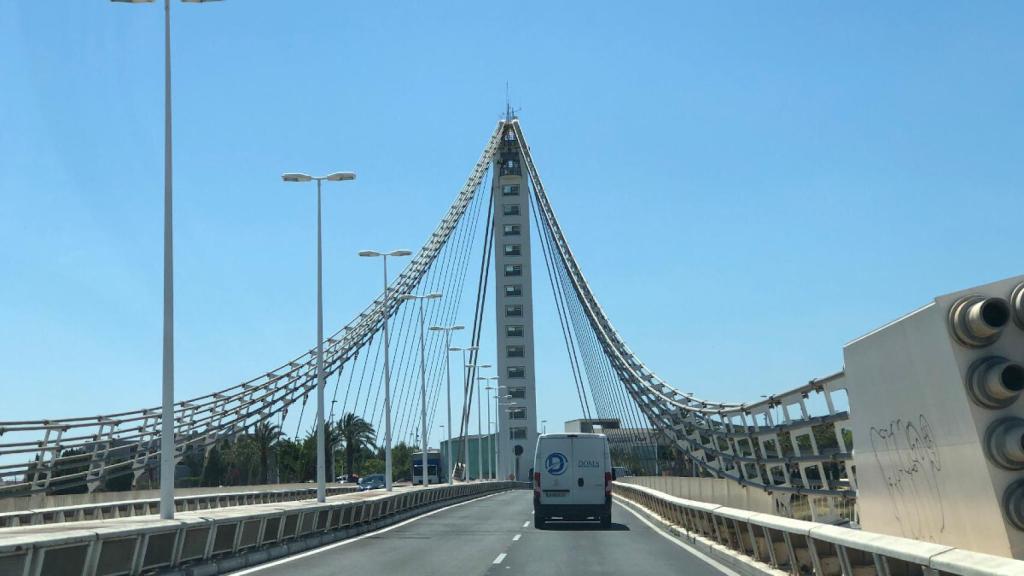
[605,471,612,495]
[534,472,541,495]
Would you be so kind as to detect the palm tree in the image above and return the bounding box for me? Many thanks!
[251,421,282,484]
[337,412,376,478]
[301,421,343,481]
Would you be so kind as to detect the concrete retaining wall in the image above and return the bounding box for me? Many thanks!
[0,482,524,576]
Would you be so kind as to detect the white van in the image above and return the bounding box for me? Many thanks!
[533,433,613,528]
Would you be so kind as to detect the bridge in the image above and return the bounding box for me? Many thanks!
[3,113,1024,575]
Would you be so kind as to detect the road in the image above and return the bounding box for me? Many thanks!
[230,489,734,576]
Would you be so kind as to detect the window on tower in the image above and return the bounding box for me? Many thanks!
[505,324,524,337]
[502,184,519,196]
[504,244,521,256]
[503,204,520,216]
[504,284,522,297]
[509,427,527,440]
[503,224,521,236]
[509,387,526,399]
[506,345,525,358]
[508,407,527,420]
[504,264,522,276]
[507,366,525,378]
[505,304,523,317]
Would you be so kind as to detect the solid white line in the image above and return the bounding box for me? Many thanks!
[493,553,507,564]
[227,491,506,575]
[512,533,521,541]
[613,498,741,576]
[522,520,530,528]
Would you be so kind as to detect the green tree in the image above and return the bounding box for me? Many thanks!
[336,413,376,478]
[228,435,262,485]
[251,421,282,483]
[202,444,226,486]
[390,441,414,481]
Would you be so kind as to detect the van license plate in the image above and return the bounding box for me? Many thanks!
[544,490,569,497]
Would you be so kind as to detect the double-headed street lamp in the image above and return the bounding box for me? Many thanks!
[480,377,499,479]
[447,346,476,480]
[498,398,520,479]
[430,325,464,485]
[493,388,512,479]
[112,0,223,521]
[469,368,493,480]
[399,292,442,488]
[359,249,412,491]
[464,361,491,480]
[282,171,357,503]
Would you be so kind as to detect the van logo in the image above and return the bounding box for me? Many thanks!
[545,452,568,476]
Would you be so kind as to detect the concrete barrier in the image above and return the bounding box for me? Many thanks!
[0,481,524,576]
[613,481,1024,576]
[0,485,359,529]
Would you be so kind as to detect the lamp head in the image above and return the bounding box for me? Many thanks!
[325,171,356,181]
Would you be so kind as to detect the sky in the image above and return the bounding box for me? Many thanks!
[1,2,1023,446]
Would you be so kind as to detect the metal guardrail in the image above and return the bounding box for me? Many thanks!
[613,481,1024,576]
[0,482,522,576]
[0,485,358,528]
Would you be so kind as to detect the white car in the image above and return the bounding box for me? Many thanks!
[533,433,612,528]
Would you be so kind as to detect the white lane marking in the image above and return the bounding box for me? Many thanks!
[493,553,507,564]
[522,521,530,528]
[613,498,741,576]
[512,533,521,541]
[227,491,507,575]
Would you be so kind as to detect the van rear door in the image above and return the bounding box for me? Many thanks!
[537,436,574,506]
[572,436,607,506]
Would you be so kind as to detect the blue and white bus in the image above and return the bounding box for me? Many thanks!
[412,450,443,485]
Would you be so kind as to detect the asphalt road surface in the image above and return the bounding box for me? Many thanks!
[230,489,735,576]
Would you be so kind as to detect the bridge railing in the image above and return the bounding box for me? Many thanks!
[0,484,359,528]
[0,481,523,576]
[614,481,1024,576]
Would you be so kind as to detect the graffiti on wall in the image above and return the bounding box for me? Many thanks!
[868,414,946,540]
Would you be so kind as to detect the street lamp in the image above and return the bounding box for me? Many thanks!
[495,389,511,479]
[499,399,520,479]
[399,292,442,488]
[541,419,548,435]
[480,377,499,479]
[282,171,357,503]
[465,362,491,480]
[448,346,477,480]
[359,249,413,491]
[430,325,464,485]
[111,0,223,522]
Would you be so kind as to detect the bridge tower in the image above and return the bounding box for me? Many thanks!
[491,118,538,481]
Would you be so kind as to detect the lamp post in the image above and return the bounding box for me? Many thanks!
[541,419,548,435]
[495,390,511,479]
[282,171,357,503]
[111,0,223,522]
[448,346,477,480]
[358,249,412,491]
[430,325,464,485]
[465,362,491,480]
[480,377,499,479]
[399,292,442,488]
[499,400,520,480]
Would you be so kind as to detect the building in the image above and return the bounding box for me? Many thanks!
[492,120,538,482]
[439,434,497,481]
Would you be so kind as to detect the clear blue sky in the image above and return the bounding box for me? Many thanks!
[2,2,1022,443]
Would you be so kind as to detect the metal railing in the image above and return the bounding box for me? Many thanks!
[0,481,523,576]
[0,485,359,528]
[614,481,1024,576]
